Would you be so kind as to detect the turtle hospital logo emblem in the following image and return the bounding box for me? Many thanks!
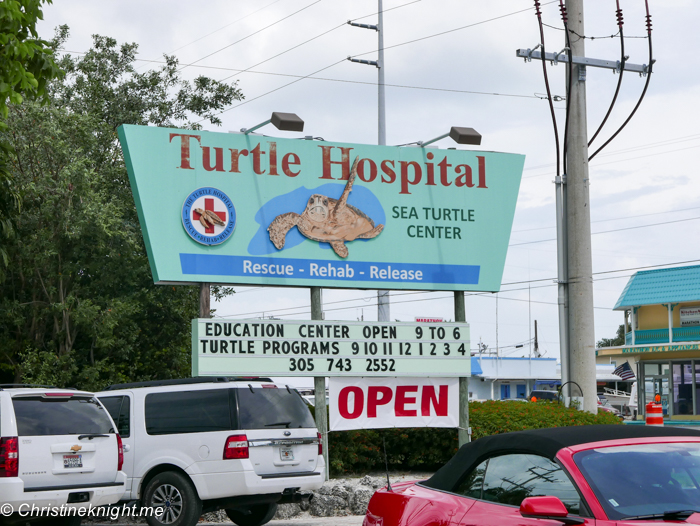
[182,187,236,246]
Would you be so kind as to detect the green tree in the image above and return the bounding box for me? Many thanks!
[0,0,61,117]
[0,0,63,274]
[597,324,626,348]
[0,29,242,389]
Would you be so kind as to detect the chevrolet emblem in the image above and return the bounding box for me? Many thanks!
[70,445,82,452]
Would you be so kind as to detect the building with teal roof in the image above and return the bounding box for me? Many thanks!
[597,265,700,420]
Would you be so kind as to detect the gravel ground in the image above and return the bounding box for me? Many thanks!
[83,472,432,525]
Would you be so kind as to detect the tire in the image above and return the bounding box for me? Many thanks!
[143,471,202,526]
[225,503,278,526]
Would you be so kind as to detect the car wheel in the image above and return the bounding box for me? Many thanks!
[225,503,278,526]
[143,471,202,526]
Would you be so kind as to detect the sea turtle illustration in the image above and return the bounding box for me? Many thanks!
[267,157,384,258]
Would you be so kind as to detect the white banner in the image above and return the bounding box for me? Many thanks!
[329,377,459,431]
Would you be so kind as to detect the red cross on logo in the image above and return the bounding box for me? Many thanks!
[193,198,226,234]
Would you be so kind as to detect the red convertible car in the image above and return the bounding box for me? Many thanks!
[364,425,700,525]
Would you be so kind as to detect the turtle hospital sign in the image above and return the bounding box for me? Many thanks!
[118,125,524,291]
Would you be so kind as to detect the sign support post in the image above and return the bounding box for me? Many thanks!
[455,291,470,446]
[311,286,329,480]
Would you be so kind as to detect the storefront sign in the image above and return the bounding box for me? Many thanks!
[192,319,470,377]
[680,307,700,327]
[118,125,524,291]
[329,377,459,431]
[622,343,700,354]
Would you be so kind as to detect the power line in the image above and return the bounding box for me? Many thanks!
[509,216,700,246]
[541,22,648,39]
[202,2,559,116]
[64,51,542,102]
[178,0,324,72]
[350,1,558,60]
[522,134,700,177]
[218,22,346,82]
[525,143,700,179]
[216,0,422,82]
[219,259,700,318]
[160,57,540,99]
[512,205,700,233]
[216,258,700,320]
[171,0,286,54]
[197,58,348,122]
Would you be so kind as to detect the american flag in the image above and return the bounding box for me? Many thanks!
[613,361,635,380]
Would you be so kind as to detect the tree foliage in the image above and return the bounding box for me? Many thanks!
[0,29,243,389]
[0,0,63,272]
[597,324,626,348]
[327,400,621,476]
[0,0,61,117]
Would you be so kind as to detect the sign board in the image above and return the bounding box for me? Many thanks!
[118,125,524,291]
[329,377,459,431]
[192,319,470,377]
[622,343,700,354]
[680,307,700,327]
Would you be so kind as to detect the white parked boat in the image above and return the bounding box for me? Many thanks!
[603,386,631,407]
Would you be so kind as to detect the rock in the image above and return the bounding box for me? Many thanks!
[358,475,385,489]
[350,485,375,515]
[200,510,229,523]
[317,484,333,495]
[331,484,350,501]
[309,494,348,517]
[273,503,302,520]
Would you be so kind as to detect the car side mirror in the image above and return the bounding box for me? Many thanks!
[520,496,584,525]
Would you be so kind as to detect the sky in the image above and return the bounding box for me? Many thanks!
[39,0,700,387]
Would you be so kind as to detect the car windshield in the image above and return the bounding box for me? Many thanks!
[574,442,700,520]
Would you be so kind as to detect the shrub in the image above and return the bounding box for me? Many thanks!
[328,400,620,476]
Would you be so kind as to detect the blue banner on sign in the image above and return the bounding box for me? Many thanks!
[180,253,479,285]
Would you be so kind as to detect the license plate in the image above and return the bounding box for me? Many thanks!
[63,454,83,468]
[280,447,294,461]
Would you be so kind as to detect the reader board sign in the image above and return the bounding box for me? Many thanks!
[118,125,524,291]
[192,319,470,377]
[329,377,459,431]
[681,307,700,327]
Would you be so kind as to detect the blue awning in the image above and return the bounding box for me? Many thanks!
[471,356,483,376]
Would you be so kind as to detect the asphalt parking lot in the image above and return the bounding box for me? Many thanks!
[89,518,364,526]
[235,518,363,526]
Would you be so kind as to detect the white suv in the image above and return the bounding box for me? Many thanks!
[97,377,324,526]
[0,386,126,525]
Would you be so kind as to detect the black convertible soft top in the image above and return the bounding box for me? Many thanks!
[422,425,700,492]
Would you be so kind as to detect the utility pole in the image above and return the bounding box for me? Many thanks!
[564,0,596,414]
[516,1,652,413]
[534,320,539,358]
[347,0,388,322]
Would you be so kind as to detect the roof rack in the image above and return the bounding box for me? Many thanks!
[102,377,274,391]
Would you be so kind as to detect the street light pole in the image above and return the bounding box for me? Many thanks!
[347,3,389,322]
[376,0,390,323]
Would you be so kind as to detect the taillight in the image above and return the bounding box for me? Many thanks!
[116,434,124,471]
[0,437,19,477]
[224,434,248,459]
[317,432,322,456]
